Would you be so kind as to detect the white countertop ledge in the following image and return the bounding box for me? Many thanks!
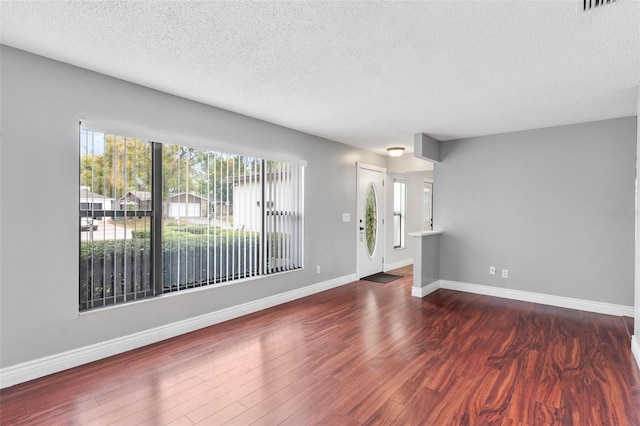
[408,230,443,237]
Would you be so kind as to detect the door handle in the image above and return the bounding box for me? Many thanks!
[359,227,365,231]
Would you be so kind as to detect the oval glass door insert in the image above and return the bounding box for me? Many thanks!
[365,183,377,257]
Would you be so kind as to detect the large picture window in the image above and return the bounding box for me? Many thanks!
[79,125,304,311]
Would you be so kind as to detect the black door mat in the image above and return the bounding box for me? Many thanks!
[361,272,402,284]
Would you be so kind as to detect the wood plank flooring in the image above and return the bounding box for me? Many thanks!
[1,267,639,425]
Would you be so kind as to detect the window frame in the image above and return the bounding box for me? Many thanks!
[423,181,433,231]
[392,179,407,249]
[79,124,304,311]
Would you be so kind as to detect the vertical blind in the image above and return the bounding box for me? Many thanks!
[79,128,153,310]
[161,145,304,294]
[80,125,304,311]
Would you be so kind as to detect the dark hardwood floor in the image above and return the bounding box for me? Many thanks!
[1,267,639,425]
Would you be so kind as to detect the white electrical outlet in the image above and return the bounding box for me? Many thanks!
[489,266,496,275]
[502,269,509,278]
[316,266,321,274]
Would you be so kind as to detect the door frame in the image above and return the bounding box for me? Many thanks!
[356,162,387,278]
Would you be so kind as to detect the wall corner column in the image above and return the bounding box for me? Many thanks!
[409,231,442,298]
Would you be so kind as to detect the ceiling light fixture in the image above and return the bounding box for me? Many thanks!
[387,147,405,157]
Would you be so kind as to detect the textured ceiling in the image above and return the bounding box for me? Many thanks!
[1,1,639,155]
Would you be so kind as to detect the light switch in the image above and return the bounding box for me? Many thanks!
[342,213,351,222]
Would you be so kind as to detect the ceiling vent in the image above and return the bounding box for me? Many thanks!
[583,0,616,11]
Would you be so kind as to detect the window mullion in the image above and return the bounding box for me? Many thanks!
[152,142,163,296]
[260,159,266,275]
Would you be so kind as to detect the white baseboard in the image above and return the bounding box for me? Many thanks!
[384,257,413,272]
[411,281,439,298]
[439,280,634,317]
[0,273,357,389]
[632,336,640,371]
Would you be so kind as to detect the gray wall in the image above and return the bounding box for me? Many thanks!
[414,133,440,163]
[435,118,636,306]
[0,46,387,368]
[418,235,440,288]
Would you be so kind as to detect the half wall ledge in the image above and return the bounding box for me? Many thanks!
[409,230,442,297]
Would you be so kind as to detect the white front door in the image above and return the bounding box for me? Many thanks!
[357,163,385,278]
